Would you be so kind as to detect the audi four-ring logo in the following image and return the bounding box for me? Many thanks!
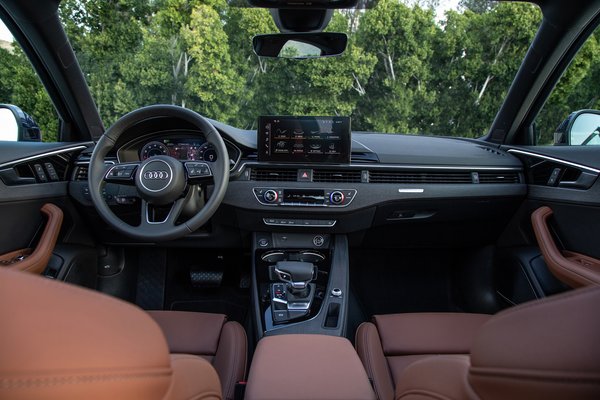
[143,170,170,180]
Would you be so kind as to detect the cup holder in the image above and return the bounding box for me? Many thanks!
[298,251,326,263]
[261,250,326,264]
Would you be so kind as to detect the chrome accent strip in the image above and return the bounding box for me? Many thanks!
[0,145,88,169]
[398,188,425,193]
[263,218,337,227]
[507,148,600,174]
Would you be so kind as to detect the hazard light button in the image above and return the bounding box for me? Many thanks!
[297,169,312,182]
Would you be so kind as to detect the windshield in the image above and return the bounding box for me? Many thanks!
[54,0,540,137]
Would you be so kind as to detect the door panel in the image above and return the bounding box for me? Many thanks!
[501,145,600,292]
[0,143,97,286]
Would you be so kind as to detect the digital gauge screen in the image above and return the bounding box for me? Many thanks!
[258,116,351,164]
[140,139,217,162]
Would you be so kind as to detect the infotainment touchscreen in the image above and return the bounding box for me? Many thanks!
[258,116,351,163]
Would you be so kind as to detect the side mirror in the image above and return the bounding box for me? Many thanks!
[253,33,347,59]
[0,104,42,142]
[554,109,600,146]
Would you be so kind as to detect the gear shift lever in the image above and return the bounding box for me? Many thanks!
[274,261,317,296]
[270,261,318,324]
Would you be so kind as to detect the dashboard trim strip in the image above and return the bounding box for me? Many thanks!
[507,148,600,174]
[0,145,88,169]
[235,161,523,175]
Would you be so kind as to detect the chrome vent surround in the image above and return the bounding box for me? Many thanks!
[313,170,362,183]
[250,168,297,182]
[369,171,473,184]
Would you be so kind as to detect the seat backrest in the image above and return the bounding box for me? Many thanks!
[468,285,600,400]
[395,286,600,400]
[0,267,221,400]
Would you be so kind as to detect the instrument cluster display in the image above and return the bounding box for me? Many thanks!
[140,139,218,162]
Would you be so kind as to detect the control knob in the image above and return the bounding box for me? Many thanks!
[329,191,345,205]
[263,189,278,203]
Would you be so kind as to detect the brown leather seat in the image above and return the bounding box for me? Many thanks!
[356,312,490,400]
[148,310,247,400]
[357,287,600,400]
[0,267,243,400]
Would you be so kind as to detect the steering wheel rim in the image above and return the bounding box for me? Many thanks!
[88,105,229,241]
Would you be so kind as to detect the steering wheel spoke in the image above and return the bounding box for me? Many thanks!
[104,162,139,185]
[184,161,213,182]
[140,197,187,228]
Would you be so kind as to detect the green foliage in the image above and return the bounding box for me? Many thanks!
[0,0,596,143]
[0,46,58,142]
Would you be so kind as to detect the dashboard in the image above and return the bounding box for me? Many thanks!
[67,116,529,247]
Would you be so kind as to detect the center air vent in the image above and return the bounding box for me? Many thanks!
[250,168,297,182]
[369,171,473,184]
[313,170,362,183]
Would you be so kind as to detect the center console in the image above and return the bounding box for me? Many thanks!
[251,232,350,338]
[250,115,352,338]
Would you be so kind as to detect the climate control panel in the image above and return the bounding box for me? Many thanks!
[252,187,357,207]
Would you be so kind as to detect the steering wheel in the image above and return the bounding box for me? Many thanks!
[88,105,229,241]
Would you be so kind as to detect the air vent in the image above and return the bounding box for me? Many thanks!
[369,171,473,184]
[250,168,297,182]
[73,165,89,181]
[478,171,520,184]
[313,170,362,183]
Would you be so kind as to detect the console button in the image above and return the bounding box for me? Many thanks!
[330,191,344,205]
[263,189,278,203]
[313,235,325,247]
[273,310,289,322]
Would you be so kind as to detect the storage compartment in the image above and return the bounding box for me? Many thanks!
[245,334,375,400]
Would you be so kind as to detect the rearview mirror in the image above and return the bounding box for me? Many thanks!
[0,104,42,142]
[253,33,347,59]
[554,109,600,146]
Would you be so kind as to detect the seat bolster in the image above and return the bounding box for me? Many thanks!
[164,355,222,400]
[212,321,247,400]
[373,313,490,355]
[469,286,600,400]
[395,355,477,400]
[356,322,395,400]
[148,310,226,356]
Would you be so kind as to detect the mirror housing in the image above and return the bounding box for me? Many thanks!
[0,104,42,142]
[554,109,600,146]
[253,32,348,59]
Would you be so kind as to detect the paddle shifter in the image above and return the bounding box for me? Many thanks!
[270,261,317,324]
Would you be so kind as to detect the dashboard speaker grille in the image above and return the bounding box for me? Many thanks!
[369,171,473,184]
[313,170,362,183]
[250,168,297,181]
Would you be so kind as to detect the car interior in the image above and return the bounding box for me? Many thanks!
[0,0,599,399]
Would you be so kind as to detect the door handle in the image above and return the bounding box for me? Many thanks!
[0,203,63,274]
[531,206,600,288]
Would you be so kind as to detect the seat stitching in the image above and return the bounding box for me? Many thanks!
[0,370,171,389]
[396,389,453,400]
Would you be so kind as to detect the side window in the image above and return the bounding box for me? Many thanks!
[0,21,59,142]
[534,28,600,146]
